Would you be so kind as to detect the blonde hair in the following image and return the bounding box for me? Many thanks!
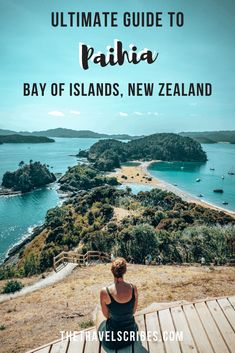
[111,257,127,278]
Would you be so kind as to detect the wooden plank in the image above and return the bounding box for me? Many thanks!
[145,311,164,353]
[206,300,235,351]
[183,304,214,353]
[158,309,181,353]
[135,314,148,350]
[218,298,235,329]
[171,306,198,353]
[84,329,100,353]
[32,347,51,353]
[67,334,86,353]
[195,302,230,353]
[50,339,69,353]
[228,296,235,310]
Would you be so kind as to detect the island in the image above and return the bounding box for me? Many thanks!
[78,133,207,171]
[180,130,235,144]
[58,164,119,193]
[0,134,54,144]
[1,161,56,193]
[0,128,140,140]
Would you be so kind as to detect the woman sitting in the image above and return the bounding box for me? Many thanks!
[98,257,138,349]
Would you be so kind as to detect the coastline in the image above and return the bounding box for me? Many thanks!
[109,160,235,217]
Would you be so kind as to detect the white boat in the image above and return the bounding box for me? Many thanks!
[196,178,201,182]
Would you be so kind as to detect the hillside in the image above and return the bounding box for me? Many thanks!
[0,264,234,353]
[180,130,235,144]
[81,133,207,171]
[1,164,234,278]
[0,134,54,144]
[0,128,139,140]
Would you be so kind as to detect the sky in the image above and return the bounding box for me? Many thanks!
[0,0,234,134]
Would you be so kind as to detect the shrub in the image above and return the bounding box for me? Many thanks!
[80,319,94,329]
[2,280,24,294]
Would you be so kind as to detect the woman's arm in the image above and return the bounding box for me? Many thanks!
[100,288,109,319]
[133,285,138,314]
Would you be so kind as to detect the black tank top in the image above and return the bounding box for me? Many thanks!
[106,284,136,331]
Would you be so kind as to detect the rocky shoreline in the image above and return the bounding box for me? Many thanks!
[0,187,21,196]
[3,225,45,266]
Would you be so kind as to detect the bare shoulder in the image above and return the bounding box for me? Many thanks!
[100,286,111,304]
[100,286,108,297]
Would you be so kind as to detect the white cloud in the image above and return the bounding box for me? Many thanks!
[48,111,64,117]
[135,111,159,116]
[70,110,81,116]
[119,112,128,117]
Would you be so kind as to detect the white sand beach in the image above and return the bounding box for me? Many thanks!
[109,161,235,217]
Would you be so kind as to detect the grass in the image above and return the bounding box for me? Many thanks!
[80,319,95,329]
[0,264,234,353]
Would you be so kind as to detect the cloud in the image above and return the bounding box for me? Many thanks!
[48,111,64,117]
[70,110,81,116]
[119,112,128,117]
[135,111,159,116]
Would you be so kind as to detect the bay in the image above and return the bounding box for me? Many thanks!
[0,138,99,262]
[148,144,235,212]
[0,140,234,263]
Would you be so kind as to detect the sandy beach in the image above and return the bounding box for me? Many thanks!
[109,161,235,217]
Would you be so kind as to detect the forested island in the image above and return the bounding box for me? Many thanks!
[78,133,207,171]
[1,161,56,193]
[180,130,235,144]
[0,128,139,140]
[59,164,119,192]
[0,134,54,144]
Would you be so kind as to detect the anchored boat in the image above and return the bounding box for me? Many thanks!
[213,189,224,193]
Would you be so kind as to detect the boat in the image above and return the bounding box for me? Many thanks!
[180,166,184,170]
[213,189,224,193]
[228,171,235,175]
[222,201,228,205]
[221,175,225,179]
[198,194,204,198]
[196,178,201,182]
[210,168,215,171]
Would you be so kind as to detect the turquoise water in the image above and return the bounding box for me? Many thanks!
[0,138,99,262]
[0,140,234,263]
[149,144,235,212]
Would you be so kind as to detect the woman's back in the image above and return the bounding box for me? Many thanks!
[98,257,138,349]
[106,283,136,330]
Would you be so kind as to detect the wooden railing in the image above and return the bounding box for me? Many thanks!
[53,250,111,272]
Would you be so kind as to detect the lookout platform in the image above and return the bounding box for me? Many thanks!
[27,295,235,353]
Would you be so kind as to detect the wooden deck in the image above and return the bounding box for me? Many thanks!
[26,296,235,353]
